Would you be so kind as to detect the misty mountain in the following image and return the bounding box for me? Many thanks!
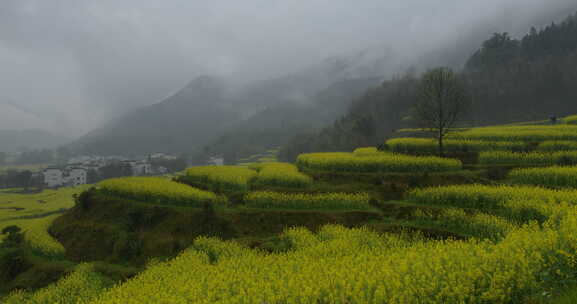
[70,6,577,158]
[279,11,577,161]
[72,76,238,156]
[0,129,70,153]
[229,51,395,116]
[73,52,391,157]
[204,76,383,162]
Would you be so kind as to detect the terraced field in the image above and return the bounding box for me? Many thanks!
[2,117,577,303]
[0,186,87,255]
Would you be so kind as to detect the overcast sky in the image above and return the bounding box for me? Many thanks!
[0,0,575,137]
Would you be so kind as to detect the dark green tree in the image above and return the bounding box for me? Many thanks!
[1,225,24,248]
[16,170,33,192]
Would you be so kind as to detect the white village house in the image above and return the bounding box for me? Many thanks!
[208,156,224,166]
[43,158,155,188]
[122,160,153,176]
[43,167,88,188]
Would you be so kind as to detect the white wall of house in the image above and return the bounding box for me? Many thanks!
[44,168,64,188]
[132,163,152,176]
[208,156,224,166]
[67,168,87,187]
[43,167,88,188]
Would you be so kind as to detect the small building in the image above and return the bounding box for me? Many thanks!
[43,167,88,188]
[156,166,169,175]
[208,156,224,166]
[121,160,152,176]
[66,168,87,187]
[43,168,64,188]
[150,153,178,160]
[132,161,152,176]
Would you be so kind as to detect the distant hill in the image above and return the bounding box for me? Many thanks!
[0,129,70,153]
[72,76,238,156]
[228,51,396,117]
[203,77,383,163]
[73,52,392,157]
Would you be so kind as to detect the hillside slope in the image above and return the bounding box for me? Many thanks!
[280,11,577,161]
[72,76,237,156]
[203,77,384,163]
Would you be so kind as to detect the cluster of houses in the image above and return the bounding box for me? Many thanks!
[43,166,90,188]
[42,154,175,188]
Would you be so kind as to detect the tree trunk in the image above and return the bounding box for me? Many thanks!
[438,129,445,157]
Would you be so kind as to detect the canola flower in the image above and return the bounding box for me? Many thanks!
[22,214,65,256]
[537,140,577,151]
[297,152,462,173]
[408,184,577,224]
[353,147,383,156]
[252,162,312,188]
[408,184,577,208]
[564,115,577,125]
[479,151,577,166]
[98,177,220,207]
[7,191,577,304]
[182,166,257,193]
[1,215,66,257]
[0,186,87,221]
[447,125,577,142]
[244,191,372,210]
[385,137,527,154]
[508,166,577,188]
[410,208,518,241]
[79,205,577,304]
[2,263,110,304]
[9,141,577,303]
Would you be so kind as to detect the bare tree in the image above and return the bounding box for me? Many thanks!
[412,67,470,157]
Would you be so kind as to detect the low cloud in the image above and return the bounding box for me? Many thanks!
[0,0,575,136]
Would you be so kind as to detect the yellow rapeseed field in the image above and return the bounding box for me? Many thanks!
[183,166,257,193]
[479,151,577,166]
[244,191,371,210]
[297,152,462,173]
[3,264,110,304]
[0,186,87,256]
[2,214,65,256]
[3,185,577,303]
[410,208,517,241]
[564,115,577,125]
[508,166,577,188]
[72,205,577,304]
[98,177,221,206]
[537,140,577,151]
[352,147,382,156]
[385,137,526,154]
[448,125,577,142]
[252,162,312,188]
